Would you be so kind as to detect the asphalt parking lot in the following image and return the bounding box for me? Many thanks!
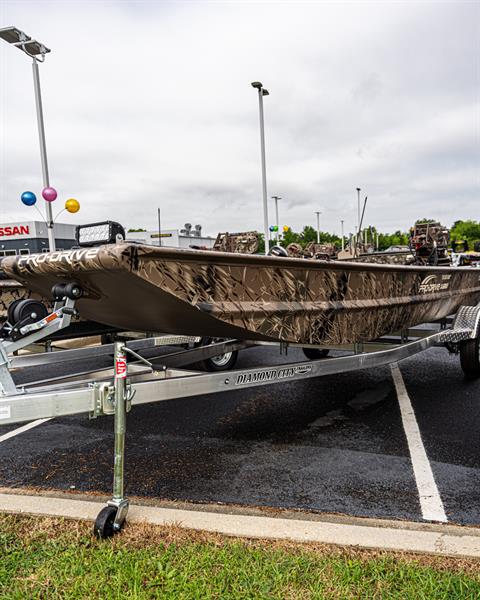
[0,345,479,526]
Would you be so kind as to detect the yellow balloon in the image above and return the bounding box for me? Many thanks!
[65,198,80,213]
[283,225,289,233]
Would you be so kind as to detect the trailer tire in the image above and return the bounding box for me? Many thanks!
[460,338,480,378]
[196,338,238,371]
[303,348,329,360]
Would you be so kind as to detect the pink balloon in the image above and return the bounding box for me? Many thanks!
[42,187,57,202]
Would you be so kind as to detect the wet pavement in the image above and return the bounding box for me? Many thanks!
[0,345,479,525]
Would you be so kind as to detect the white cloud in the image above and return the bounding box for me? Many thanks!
[0,0,479,237]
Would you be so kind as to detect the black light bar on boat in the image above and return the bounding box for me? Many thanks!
[76,221,125,247]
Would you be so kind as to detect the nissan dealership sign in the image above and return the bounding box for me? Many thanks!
[0,221,76,243]
[0,225,30,237]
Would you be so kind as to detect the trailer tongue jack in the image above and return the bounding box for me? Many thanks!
[93,342,132,538]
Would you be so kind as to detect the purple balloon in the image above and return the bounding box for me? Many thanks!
[42,187,57,202]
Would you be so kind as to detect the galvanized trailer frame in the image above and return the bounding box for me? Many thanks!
[1,297,480,537]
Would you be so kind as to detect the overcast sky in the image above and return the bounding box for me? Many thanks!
[1,0,479,237]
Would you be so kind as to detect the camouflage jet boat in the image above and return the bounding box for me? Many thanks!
[2,243,480,345]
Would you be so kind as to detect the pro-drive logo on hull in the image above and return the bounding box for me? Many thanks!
[419,274,451,294]
[0,225,29,237]
[17,248,100,268]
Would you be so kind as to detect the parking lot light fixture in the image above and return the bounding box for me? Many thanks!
[0,26,55,251]
[315,211,321,244]
[356,187,361,236]
[251,81,270,255]
[272,196,281,243]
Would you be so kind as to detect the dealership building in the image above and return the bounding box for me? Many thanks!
[0,221,77,257]
[0,221,215,256]
[126,224,215,249]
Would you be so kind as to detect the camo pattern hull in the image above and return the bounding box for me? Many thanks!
[3,243,480,344]
[349,252,414,265]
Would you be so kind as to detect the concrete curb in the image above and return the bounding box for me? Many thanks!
[0,492,479,558]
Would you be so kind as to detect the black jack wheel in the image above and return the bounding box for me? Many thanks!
[93,506,118,539]
[302,348,329,360]
[459,337,480,378]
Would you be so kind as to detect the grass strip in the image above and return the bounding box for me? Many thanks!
[0,513,478,599]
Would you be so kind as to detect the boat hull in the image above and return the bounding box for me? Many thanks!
[3,244,480,344]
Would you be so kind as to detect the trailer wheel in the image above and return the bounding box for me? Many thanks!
[460,338,480,378]
[303,348,329,360]
[94,506,118,539]
[197,337,238,371]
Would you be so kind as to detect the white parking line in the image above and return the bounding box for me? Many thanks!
[390,363,447,522]
[0,419,52,444]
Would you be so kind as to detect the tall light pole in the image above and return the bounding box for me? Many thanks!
[340,219,345,250]
[0,26,55,251]
[315,211,321,244]
[251,81,270,255]
[356,187,361,242]
[272,196,281,243]
[157,207,162,247]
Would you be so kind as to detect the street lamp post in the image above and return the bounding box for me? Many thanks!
[340,219,345,250]
[356,187,361,243]
[251,81,270,255]
[315,211,321,244]
[272,196,281,243]
[0,26,55,251]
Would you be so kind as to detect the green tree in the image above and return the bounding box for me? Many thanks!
[450,220,480,244]
[300,225,317,245]
[281,227,302,247]
[257,233,265,254]
[415,218,437,224]
[376,231,409,251]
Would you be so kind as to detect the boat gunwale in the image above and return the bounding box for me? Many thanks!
[133,243,478,275]
[2,242,479,278]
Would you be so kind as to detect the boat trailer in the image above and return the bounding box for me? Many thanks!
[1,294,480,538]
